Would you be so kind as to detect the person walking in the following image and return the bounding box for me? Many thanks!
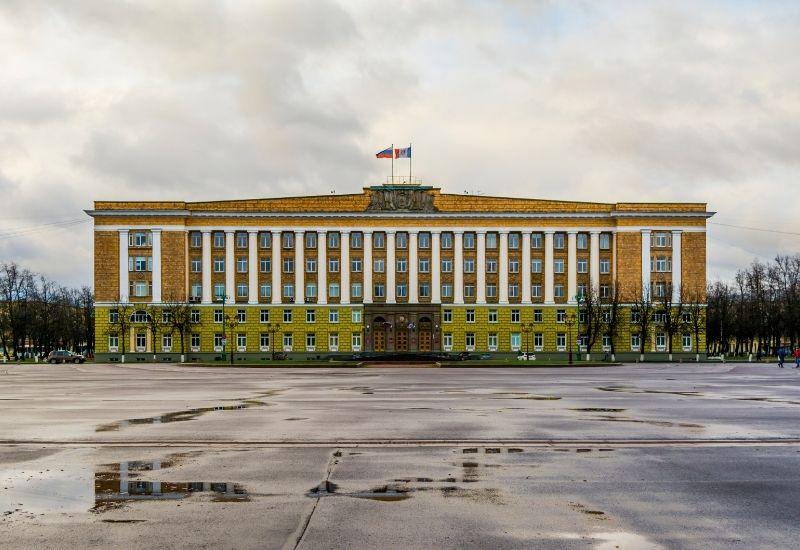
[794,347,800,369]
[778,346,786,368]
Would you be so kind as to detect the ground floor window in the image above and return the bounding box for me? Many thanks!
[630,334,641,351]
[443,333,453,352]
[534,333,543,352]
[191,333,200,352]
[237,333,247,351]
[108,335,119,352]
[488,333,498,351]
[351,333,362,352]
[306,333,316,351]
[329,333,339,351]
[656,332,666,351]
[602,334,611,351]
[556,333,566,351]
[465,332,475,351]
[682,334,692,351]
[135,332,146,352]
[510,332,521,352]
[214,333,224,352]
[162,333,172,352]
[260,333,270,351]
[283,333,293,351]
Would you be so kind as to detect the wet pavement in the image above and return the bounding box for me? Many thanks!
[1,362,799,548]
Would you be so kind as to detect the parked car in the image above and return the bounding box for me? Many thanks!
[47,350,85,364]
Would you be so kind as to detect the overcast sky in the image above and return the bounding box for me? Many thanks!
[1,0,798,289]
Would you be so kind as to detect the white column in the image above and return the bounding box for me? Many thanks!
[498,231,509,304]
[641,230,651,300]
[590,231,600,295]
[118,230,129,302]
[201,231,212,304]
[225,231,235,301]
[476,231,486,304]
[567,231,577,304]
[386,230,396,304]
[453,231,464,304]
[612,232,617,283]
[317,230,327,305]
[363,231,373,303]
[431,231,441,303]
[294,230,304,304]
[409,231,419,303]
[521,232,531,304]
[248,230,258,305]
[544,230,554,304]
[671,230,682,302]
[151,229,161,303]
[271,230,281,305]
[340,230,350,304]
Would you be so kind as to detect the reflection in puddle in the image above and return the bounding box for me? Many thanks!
[96,400,268,432]
[594,531,663,549]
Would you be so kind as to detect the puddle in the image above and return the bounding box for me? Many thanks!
[735,397,800,406]
[590,416,704,429]
[571,408,627,413]
[96,400,268,432]
[492,395,562,401]
[594,531,663,549]
[439,487,504,504]
[284,417,308,421]
[569,501,607,519]
[596,387,702,397]
[308,481,411,502]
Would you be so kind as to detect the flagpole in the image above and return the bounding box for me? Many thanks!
[409,142,412,184]
[391,143,394,184]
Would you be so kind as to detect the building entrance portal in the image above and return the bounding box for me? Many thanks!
[365,306,440,353]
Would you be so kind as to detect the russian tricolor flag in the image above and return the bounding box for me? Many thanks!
[375,147,393,158]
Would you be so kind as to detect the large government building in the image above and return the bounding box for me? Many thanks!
[89,183,711,361]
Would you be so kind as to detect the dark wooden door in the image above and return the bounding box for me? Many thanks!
[373,330,386,352]
[396,330,408,351]
[418,331,432,352]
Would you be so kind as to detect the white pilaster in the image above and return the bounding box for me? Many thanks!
[498,231,509,304]
[641,230,651,300]
[671,230,682,302]
[453,231,464,304]
[118,230,129,302]
[409,231,419,303]
[317,230,327,305]
[544,230,554,304]
[225,230,235,301]
[386,230,396,304]
[612,231,617,283]
[363,231,373,303]
[271,230,281,305]
[567,231,577,304]
[201,230,212,304]
[248,230,258,305]
[431,231,441,303]
[294,230,304,304]
[476,231,486,304]
[590,231,600,295]
[521,232,531,304]
[340,230,350,304]
[151,229,161,303]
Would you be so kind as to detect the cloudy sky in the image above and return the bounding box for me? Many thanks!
[1,0,798,288]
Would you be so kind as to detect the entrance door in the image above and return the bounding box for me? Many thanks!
[418,331,432,352]
[396,330,408,351]
[374,330,386,352]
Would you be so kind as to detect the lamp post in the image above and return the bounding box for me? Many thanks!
[566,312,576,365]
[265,322,281,360]
[217,294,229,360]
[521,322,534,358]
[225,314,238,366]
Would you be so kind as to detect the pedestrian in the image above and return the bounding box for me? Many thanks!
[778,346,786,368]
[795,347,800,369]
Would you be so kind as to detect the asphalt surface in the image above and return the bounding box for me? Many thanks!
[1,362,799,549]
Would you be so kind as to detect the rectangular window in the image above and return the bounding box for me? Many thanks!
[418,232,430,248]
[466,309,475,323]
[488,310,498,323]
[328,258,340,273]
[600,284,610,298]
[350,232,362,249]
[486,284,497,298]
[509,284,519,298]
[577,258,588,273]
[630,310,641,323]
[191,333,200,351]
[190,233,202,248]
[237,283,248,298]
[419,283,430,298]
[260,333,270,351]
[214,333,224,351]
[486,260,497,273]
[305,282,317,299]
[130,231,152,247]
[656,332,666,350]
[441,284,453,298]
[631,334,641,351]
[486,233,498,249]
[374,284,385,298]
[464,259,475,273]
[283,284,294,299]
[509,260,519,273]
[488,333,498,351]
[577,233,588,250]
[556,309,566,323]
[214,283,225,299]
[463,232,475,249]
[397,284,408,298]
[283,309,292,323]
[534,333,543,351]
[510,333,521,351]
[653,282,667,298]
[441,232,453,249]
[306,309,316,323]
[556,333,566,351]
[213,232,224,248]
[373,232,385,249]
[214,257,225,273]
[190,283,201,299]
[108,334,119,352]
[397,259,408,273]
[577,283,587,298]
[534,309,543,323]
[553,233,565,249]
[282,232,294,249]
[260,258,271,273]
[131,281,150,297]
[531,233,542,249]
[465,332,476,351]
[236,233,248,249]
[260,283,271,299]
[283,333,293,351]
[260,309,270,323]
[351,258,362,272]
[396,232,408,249]
[682,334,692,351]
[283,258,294,273]
[443,333,453,351]
[191,258,201,273]
[306,333,316,351]
[352,309,362,323]
[508,233,520,249]
[554,284,564,298]
[329,309,339,323]
[305,258,317,273]
[373,259,385,273]
[191,309,200,323]
[419,258,430,273]
[511,309,520,323]
[329,283,340,298]
[531,259,542,273]
[237,333,247,351]
[351,283,363,298]
[600,259,610,274]
[443,309,453,323]
[351,333,362,351]
[214,309,223,323]
[553,259,565,273]
[602,334,611,350]
[237,257,248,273]
[532,284,542,298]
[259,232,271,249]
[328,333,339,351]
[441,259,452,273]
[464,285,475,298]
[652,232,671,248]
[600,233,611,250]
[235,309,245,323]
[304,232,317,249]
[652,256,672,273]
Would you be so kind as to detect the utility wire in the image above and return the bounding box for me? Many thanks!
[708,221,800,237]
[0,218,89,240]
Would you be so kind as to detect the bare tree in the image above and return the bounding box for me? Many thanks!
[163,295,196,362]
[578,286,604,361]
[144,304,165,361]
[655,281,686,362]
[602,280,624,362]
[107,302,133,363]
[685,285,706,362]
[632,283,655,361]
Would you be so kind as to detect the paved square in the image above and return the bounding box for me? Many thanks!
[1,363,799,548]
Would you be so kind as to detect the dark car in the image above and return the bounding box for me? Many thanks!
[47,350,85,364]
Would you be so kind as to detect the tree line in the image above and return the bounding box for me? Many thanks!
[706,254,800,358]
[0,262,94,360]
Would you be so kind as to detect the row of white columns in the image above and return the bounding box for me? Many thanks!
[116,228,682,305]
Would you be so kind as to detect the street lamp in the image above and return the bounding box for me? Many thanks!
[566,312,577,365]
[225,314,239,366]
[520,322,534,358]
[265,322,281,360]
[216,293,229,360]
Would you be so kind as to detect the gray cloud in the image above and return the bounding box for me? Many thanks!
[0,0,798,287]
